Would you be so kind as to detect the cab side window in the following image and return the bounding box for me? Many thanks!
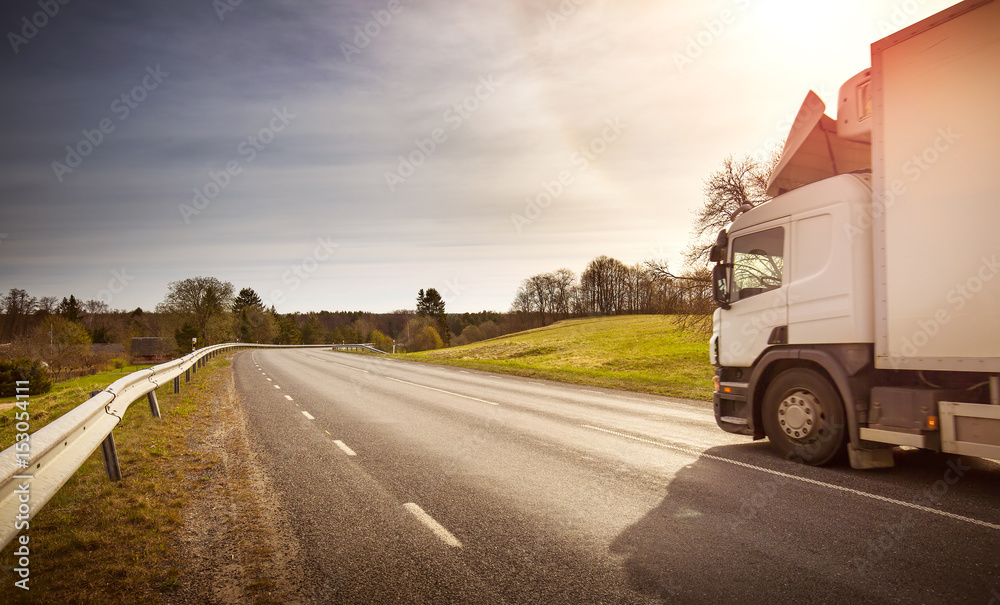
[732,227,784,301]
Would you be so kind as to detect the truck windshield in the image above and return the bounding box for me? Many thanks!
[731,227,784,301]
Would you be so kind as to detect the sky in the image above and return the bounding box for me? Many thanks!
[0,0,960,314]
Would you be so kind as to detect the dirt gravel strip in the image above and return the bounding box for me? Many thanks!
[170,361,305,604]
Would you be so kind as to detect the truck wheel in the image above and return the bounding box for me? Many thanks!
[762,368,846,466]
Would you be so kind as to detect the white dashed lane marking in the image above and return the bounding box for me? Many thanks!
[404,503,462,548]
[334,440,357,456]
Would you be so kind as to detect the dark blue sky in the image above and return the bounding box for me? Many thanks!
[0,0,958,312]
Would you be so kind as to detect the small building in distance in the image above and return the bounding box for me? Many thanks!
[131,337,173,364]
[90,343,127,358]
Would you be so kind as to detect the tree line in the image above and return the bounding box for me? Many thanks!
[510,257,712,327]
[0,280,532,381]
[508,148,781,329]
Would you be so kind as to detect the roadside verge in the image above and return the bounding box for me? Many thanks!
[0,354,299,604]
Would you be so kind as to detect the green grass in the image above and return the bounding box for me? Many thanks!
[407,315,714,401]
[0,366,160,445]
[0,356,239,604]
[0,364,155,408]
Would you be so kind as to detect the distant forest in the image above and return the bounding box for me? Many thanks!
[0,251,710,381]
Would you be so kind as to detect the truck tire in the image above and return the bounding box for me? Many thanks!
[762,368,846,466]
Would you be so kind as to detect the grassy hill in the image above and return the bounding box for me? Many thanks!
[407,315,713,401]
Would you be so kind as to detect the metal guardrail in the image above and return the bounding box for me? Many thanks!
[331,343,388,354]
[0,343,327,550]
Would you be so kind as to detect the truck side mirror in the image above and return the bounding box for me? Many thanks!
[712,263,732,310]
[709,229,728,263]
[709,245,724,263]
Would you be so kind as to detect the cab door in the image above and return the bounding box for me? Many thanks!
[718,220,789,368]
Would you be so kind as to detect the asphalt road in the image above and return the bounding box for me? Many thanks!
[233,349,1000,604]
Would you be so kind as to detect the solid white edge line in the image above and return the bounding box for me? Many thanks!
[580,424,1000,531]
[284,395,293,401]
[385,376,499,406]
[403,503,462,548]
[301,411,315,420]
[333,440,357,456]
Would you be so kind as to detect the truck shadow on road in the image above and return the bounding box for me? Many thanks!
[609,443,1000,604]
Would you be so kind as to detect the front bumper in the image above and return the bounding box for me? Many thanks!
[713,378,753,436]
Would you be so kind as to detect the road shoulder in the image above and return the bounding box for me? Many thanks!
[172,357,304,604]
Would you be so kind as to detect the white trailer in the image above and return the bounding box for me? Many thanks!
[709,0,1000,468]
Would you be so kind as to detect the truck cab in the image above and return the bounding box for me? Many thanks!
[710,172,877,465]
[708,0,1000,469]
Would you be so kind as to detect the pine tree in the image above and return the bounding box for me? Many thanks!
[416,288,450,346]
[232,287,264,313]
[58,295,83,322]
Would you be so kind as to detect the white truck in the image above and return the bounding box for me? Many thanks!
[709,0,1000,468]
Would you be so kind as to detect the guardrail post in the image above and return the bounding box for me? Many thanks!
[147,391,161,419]
[101,433,122,482]
[91,391,122,482]
[173,376,180,393]
[185,368,191,382]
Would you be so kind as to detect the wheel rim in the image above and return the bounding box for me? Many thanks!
[777,390,822,442]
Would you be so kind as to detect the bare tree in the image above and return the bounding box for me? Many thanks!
[550,269,576,319]
[526,274,554,324]
[1,289,38,342]
[580,256,628,316]
[643,260,714,329]
[508,255,717,322]
[686,150,780,265]
[83,299,111,314]
[36,296,58,316]
[156,277,235,343]
[512,286,534,315]
[513,269,579,325]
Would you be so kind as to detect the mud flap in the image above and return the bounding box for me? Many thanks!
[848,443,895,469]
